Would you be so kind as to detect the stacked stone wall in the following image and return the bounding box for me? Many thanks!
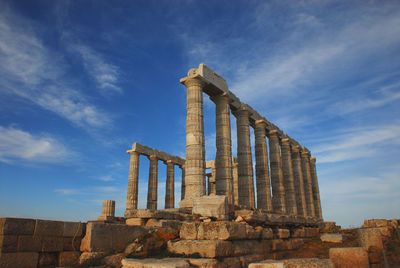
[0,217,85,268]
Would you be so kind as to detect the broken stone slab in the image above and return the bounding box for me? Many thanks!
[248,258,334,268]
[197,221,247,240]
[122,258,190,268]
[329,247,369,268]
[187,258,219,267]
[179,222,199,240]
[320,233,343,243]
[358,228,383,250]
[126,218,146,226]
[362,219,396,228]
[80,222,147,252]
[192,195,228,220]
[321,221,341,233]
[167,240,234,258]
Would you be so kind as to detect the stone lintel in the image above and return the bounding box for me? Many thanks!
[129,142,185,166]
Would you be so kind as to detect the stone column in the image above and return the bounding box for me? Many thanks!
[165,160,175,209]
[301,150,316,217]
[235,107,255,209]
[147,155,158,210]
[180,165,185,201]
[268,130,286,214]
[180,74,206,208]
[211,93,234,205]
[232,161,239,207]
[281,138,298,215]
[310,157,323,219]
[206,173,216,195]
[254,120,273,211]
[98,200,115,221]
[125,151,139,216]
[291,145,307,216]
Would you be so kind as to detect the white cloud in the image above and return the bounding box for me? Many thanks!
[69,44,122,95]
[0,126,73,164]
[0,7,112,130]
[97,175,115,182]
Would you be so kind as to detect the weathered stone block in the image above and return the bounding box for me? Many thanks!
[248,258,334,268]
[0,235,17,253]
[261,228,273,239]
[193,195,228,220]
[272,239,288,251]
[18,235,41,252]
[321,221,340,233]
[358,228,383,250]
[221,256,242,268]
[0,218,35,235]
[122,258,190,268]
[63,221,85,237]
[104,253,127,267]
[58,251,80,266]
[63,236,81,251]
[304,227,319,238]
[41,236,63,252]
[197,221,247,240]
[187,258,219,267]
[167,240,234,258]
[245,224,262,239]
[0,252,39,268]
[292,228,305,238]
[320,233,343,243]
[289,239,304,250]
[38,252,57,267]
[362,219,391,228]
[180,222,199,240]
[34,219,64,237]
[126,218,146,226]
[80,222,147,252]
[232,240,263,256]
[239,254,266,267]
[277,229,290,239]
[329,247,369,268]
[79,251,106,265]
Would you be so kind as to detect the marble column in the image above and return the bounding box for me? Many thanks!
[281,138,298,215]
[165,160,175,209]
[180,75,206,208]
[207,173,216,195]
[232,161,239,207]
[310,157,323,219]
[254,120,273,211]
[147,155,158,210]
[291,145,307,216]
[301,150,316,217]
[180,165,185,201]
[98,200,115,221]
[211,93,234,205]
[268,130,286,214]
[125,151,139,216]
[235,107,255,209]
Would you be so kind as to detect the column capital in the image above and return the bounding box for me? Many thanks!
[310,157,316,163]
[164,159,174,165]
[233,105,251,118]
[148,154,158,161]
[301,151,310,158]
[210,92,230,103]
[255,119,268,128]
[180,76,206,88]
[126,150,139,156]
[281,138,291,146]
[292,145,301,152]
[268,129,279,137]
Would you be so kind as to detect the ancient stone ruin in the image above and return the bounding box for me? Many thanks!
[1,64,399,268]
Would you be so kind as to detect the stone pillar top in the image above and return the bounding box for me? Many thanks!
[310,157,316,163]
[165,159,174,165]
[292,145,301,152]
[148,154,158,161]
[255,119,268,127]
[301,151,310,158]
[268,129,279,136]
[281,138,291,146]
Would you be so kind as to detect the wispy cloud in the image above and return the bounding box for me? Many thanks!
[97,175,115,182]
[54,186,121,195]
[0,6,112,130]
[0,126,73,164]
[69,44,122,95]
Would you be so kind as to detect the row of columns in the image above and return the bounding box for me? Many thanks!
[125,151,184,214]
[180,74,322,219]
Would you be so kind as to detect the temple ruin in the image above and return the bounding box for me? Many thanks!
[124,63,322,222]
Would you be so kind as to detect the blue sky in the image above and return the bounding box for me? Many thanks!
[0,0,399,227]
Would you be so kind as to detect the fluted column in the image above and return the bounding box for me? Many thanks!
[211,93,234,205]
[180,74,206,208]
[232,161,239,207]
[281,138,297,215]
[301,150,316,217]
[310,157,323,219]
[180,165,185,201]
[291,145,307,216]
[268,130,286,214]
[125,151,139,216]
[98,200,115,221]
[235,107,255,208]
[165,160,175,209]
[254,120,272,211]
[147,155,158,210]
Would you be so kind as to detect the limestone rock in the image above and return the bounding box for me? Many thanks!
[187,258,219,267]
[63,221,85,237]
[277,229,290,239]
[126,218,146,226]
[249,258,334,268]
[0,235,17,253]
[79,251,106,265]
[197,221,247,240]
[58,251,80,266]
[38,252,57,267]
[192,195,228,220]
[0,252,39,268]
[180,222,199,240]
[261,228,273,240]
[0,218,35,235]
[358,228,383,250]
[320,233,343,243]
[329,247,369,268]
[122,258,189,268]
[104,253,127,268]
[167,240,234,258]
[34,219,64,236]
